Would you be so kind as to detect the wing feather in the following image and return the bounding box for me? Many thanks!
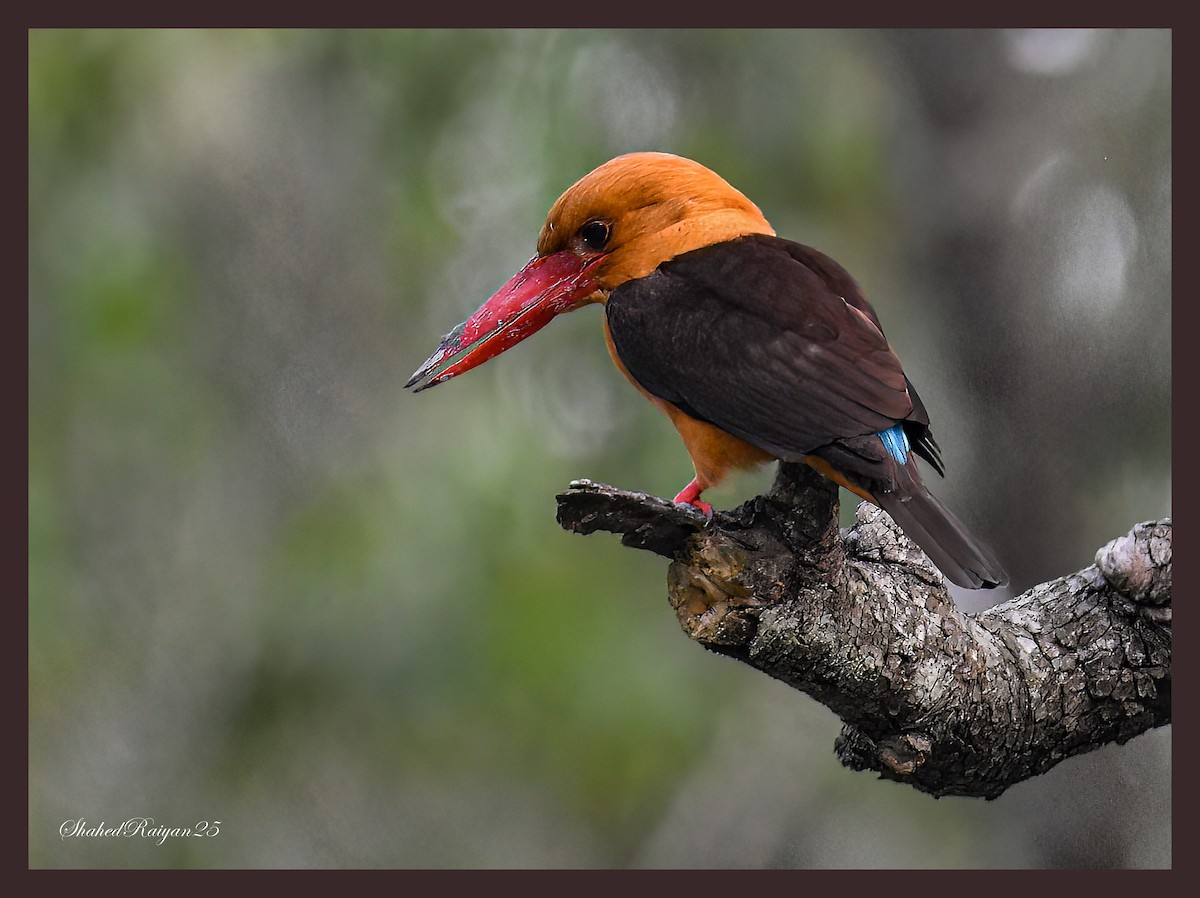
[605,235,916,462]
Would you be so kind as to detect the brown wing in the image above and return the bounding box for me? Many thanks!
[605,235,916,462]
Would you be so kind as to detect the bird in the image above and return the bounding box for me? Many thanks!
[407,152,1007,589]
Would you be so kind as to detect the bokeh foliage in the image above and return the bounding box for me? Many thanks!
[30,29,1170,868]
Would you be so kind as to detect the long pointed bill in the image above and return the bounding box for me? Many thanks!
[406,250,602,393]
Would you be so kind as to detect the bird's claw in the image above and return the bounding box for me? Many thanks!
[671,500,713,524]
[672,480,714,522]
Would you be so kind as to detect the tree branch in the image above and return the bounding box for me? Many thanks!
[556,464,1171,799]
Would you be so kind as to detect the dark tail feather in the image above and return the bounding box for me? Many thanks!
[875,485,1008,589]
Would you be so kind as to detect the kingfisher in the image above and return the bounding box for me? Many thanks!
[407,152,1007,589]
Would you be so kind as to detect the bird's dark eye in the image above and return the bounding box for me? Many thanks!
[579,220,611,251]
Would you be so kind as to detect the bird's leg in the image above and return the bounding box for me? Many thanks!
[672,478,714,520]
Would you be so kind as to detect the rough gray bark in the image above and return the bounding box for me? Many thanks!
[556,463,1171,799]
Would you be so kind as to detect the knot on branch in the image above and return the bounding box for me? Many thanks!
[1095,519,1172,614]
[836,729,935,778]
[666,533,764,646]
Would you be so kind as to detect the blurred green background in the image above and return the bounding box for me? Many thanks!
[29,29,1170,868]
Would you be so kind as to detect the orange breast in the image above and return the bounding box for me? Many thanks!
[602,318,775,490]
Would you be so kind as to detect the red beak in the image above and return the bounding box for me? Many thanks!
[406,250,602,393]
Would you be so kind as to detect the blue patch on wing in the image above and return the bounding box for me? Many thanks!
[879,424,910,464]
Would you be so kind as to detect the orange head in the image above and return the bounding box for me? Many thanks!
[406,152,774,391]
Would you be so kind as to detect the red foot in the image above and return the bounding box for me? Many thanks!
[672,479,713,521]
